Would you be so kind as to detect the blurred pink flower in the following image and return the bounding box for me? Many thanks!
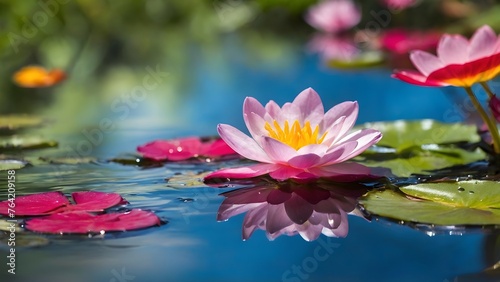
[308,34,360,61]
[305,0,361,33]
[204,88,382,181]
[381,0,418,10]
[393,25,500,87]
[381,28,441,55]
[137,137,236,161]
[217,182,366,241]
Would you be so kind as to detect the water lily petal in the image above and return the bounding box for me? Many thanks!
[334,129,382,162]
[264,100,282,121]
[244,97,267,140]
[410,50,444,76]
[392,70,449,86]
[296,222,323,241]
[218,124,271,163]
[469,25,499,61]
[204,163,278,180]
[267,189,292,205]
[317,141,357,166]
[261,137,297,163]
[308,162,372,179]
[280,102,302,124]
[437,34,469,65]
[269,166,309,180]
[288,154,322,169]
[322,102,358,143]
[292,87,325,124]
[266,204,293,234]
[242,204,268,240]
[218,203,263,221]
[284,194,313,224]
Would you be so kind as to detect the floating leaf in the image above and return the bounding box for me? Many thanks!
[0,219,22,232]
[360,181,500,225]
[0,191,127,216]
[0,159,28,170]
[355,120,485,176]
[358,147,486,177]
[400,181,500,209]
[11,234,50,247]
[166,171,208,188]
[25,210,161,234]
[38,157,97,165]
[327,51,384,69]
[0,136,58,151]
[360,120,480,150]
[0,115,45,134]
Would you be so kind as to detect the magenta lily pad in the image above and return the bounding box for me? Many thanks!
[137,137,236,161]
[0,191,127,216]
[25,210,161,234]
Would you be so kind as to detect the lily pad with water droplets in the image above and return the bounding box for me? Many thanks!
[355,120,486,176]
[359,181,500,225]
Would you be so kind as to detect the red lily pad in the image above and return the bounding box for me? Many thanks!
[25,210,161,234]
[0,191,127,216]
[137,137,236,161]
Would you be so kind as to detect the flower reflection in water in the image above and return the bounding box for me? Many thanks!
[217,181,367,241]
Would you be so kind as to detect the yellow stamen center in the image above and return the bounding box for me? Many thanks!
[264,120,327,150]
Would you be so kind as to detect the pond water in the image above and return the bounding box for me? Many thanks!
[1,35,498,282]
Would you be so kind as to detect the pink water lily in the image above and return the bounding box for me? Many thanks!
[137,137,236,161]
[26,210,161,234]
[204,88,382,181]
[218,182,366,241]
[305,0,361,34]
[392,25,500,87]
[0,191,127,216]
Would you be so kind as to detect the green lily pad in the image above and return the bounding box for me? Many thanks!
[0,232,50,248]
[38,157,97,165]
[0,136,58,151]
[356,120,485,176]
[358,146,486,177]
[327,51,384,69]
[0,219,22,232]
[0,115,45,134]
[360,120,480,151]
[0,159,28,170]
[166,171,208,188]
[360,181,500,225]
